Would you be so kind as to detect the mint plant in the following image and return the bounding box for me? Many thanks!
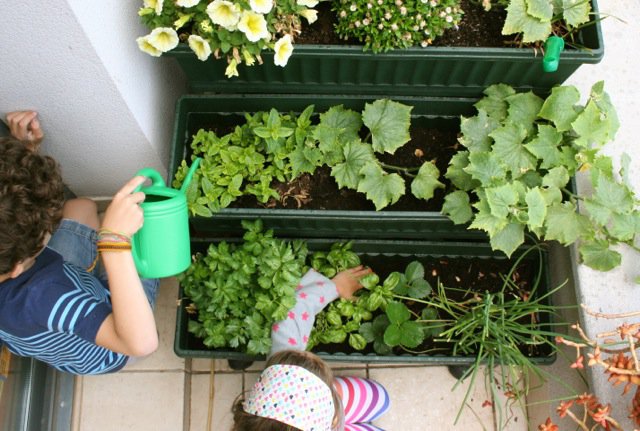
[176,99,444,212]
[442,81,639,271]
[483,0,593,44]
[179,220,307,355]
[332,0,463,52]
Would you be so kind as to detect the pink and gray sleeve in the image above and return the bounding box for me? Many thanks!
[269,269,339,357]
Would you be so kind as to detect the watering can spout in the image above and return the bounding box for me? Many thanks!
[180,158,202,193]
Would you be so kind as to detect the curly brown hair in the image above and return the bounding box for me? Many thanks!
[231,350,344,431]
[0,137,64,274]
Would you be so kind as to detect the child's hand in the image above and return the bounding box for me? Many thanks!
[101,176,146,237]
[6,111,44,150]
[332,265,373,300]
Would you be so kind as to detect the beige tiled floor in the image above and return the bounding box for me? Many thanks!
[70,272,585,431]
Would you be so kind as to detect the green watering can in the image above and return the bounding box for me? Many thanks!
[131,158,201,278]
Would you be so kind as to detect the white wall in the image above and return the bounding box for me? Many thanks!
[0,0,186,196]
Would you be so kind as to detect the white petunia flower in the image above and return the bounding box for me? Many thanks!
[188,34,212,61]
[300,8,318,24]
[206,0,241,30]
[237,10,270,42]
[250,0,273,14]
[273,34,294,67]
[144,0,164,14]
[297,0,319,7]
[176,0,200,7]
[147,27,179,52]
[137,35,163,57]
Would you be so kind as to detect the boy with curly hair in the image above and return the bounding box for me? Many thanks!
[0,111,159,374]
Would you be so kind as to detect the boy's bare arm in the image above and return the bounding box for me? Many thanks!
[95,176,158,357]
[5,111,44,151]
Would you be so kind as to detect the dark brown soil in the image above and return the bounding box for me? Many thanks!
[296,0,511,48]
[229,126,461,211]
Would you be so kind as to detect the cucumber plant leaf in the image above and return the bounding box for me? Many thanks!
[442,190,473,225]
[538,85,581,132]
[503,0,552,43]
[362,99,412,154]
[458,110,499,152]
[562,0,591,27]
[411,162,444,201]
[579,241,622,272]
[357,162,405,210]
[331,140,376,190]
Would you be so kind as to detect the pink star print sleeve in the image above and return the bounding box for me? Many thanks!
[269,269,339,357]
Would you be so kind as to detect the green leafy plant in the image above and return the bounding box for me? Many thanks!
[482,0,594,44]
[175,99,444,213]
[178,220,307,355]
[174,106,316,216]
[442,81,639,271]
[332,0,463,52]
[136,0,320,77]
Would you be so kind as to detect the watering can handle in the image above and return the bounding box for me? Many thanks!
[180,158,202,193]
[133,168,166,192]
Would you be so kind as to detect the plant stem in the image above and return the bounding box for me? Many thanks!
[378,161,420,177]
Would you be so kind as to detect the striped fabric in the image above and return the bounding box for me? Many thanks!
[344,424,385,431]
[0,248,127,374]
[334,376,390,425]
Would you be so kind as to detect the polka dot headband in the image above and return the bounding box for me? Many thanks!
[244,364,335,431]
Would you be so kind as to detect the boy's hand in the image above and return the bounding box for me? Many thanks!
[101,176,146,237]
[332,265,373,300]
[6,111,44,150]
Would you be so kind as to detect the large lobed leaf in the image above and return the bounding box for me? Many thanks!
[362,99,412,154]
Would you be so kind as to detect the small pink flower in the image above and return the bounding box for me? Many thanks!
[302,312,310,321]
[288,311,296,320]
[288,338,297,345]
[319,296,325,304]
[316,281,324,286]
[303,335,309,343]
[299,292,308,299]
[272,323,280,332]
[570,355,584,369]
[296,284,303,291]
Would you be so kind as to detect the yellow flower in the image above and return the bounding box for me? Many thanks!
[188,35,212,61]
[137,36,162,57]
[206,0,241,31]
[299,8,318,24]
[147,27,179,52]
[296,0,319,6]
[144,0,164,15]
[249,0,273,14]
[225,58,239,78]
[273,34,293,67]
[238,10,270,42]
[176,0,200,7]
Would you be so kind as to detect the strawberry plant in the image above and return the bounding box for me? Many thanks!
[442,81,639,271]
[178,220,307,355]
[174,99,444,213]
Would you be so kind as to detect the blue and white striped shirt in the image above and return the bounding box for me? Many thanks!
[0,248,127,374]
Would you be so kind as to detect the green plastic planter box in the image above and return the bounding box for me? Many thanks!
[169,93,487,240]
[165,0,603,97]
[174,238,555,365]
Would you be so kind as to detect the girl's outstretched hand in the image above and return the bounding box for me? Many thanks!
[332,265,373,300]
